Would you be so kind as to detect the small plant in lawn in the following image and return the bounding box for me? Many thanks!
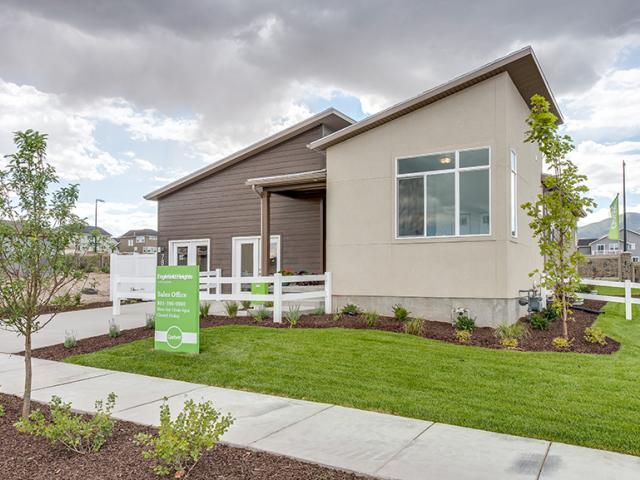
[199,302,211,319]
[63,330,77,349]
[552,336,573,350]
[224,301,239,317]
[284,304,301,328]
[455,314,476,332]
[340,303,361,316]
[584,327,607,346]
[529,313,550,331]
[392,304,410,321]
[363,310,379,327]
[251,308,271,323]
[404,318,424,336]
[108,318,120,338]
[495,323,527,348]
[15,393,117,454]
[145,313,155,330]
[134,399,234,478]
[455,329,472,343]
[240,300,252,311]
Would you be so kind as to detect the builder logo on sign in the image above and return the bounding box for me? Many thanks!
[154,265,200,354]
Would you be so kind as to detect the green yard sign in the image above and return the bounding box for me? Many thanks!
[155,265,200,354]
[251,282,269,305]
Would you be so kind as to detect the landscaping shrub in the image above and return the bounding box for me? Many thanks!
[311,306,325,316]
[455,314,476,332]
[284,305,301,328]
[529,313,550,331]
[576,284,593,294]
[363,310,379,327]
[108,318,120,338]
[51,292,82,308]
[145,313,155,330]
[264,301,274,308]
[340,303,361,316]
[404,318,424,336]
[134,399,234,478]
[551,336,573,350]
[15,393,117,454]
[63,330,77,349]
[0,404,4,417]
[584,327,607,346]
[240,300,251,311]
[542,306,559,322]
[224,301,239,317]
[392,304,410,321]
[199,302,211,319]
[495,323,527,349]
[455,329,471,343]
[251,308,271,322]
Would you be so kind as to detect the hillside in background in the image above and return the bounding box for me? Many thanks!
[578,213,640,239]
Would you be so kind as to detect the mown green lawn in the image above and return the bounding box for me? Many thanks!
[67,303,640,456]
[595,285,640,297]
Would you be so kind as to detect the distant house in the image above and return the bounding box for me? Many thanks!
[583,229,640,261]
[118,229,158,254]
[73,226,117,254]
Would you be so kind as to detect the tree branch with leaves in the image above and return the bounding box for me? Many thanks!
[522,95,595,339]
[0,130,86,417]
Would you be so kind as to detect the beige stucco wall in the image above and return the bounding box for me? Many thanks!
[325,72,542,321]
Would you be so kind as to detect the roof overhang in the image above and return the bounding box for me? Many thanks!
[145,109,353,201]
[309,46,562,152]
[246,169,326,193]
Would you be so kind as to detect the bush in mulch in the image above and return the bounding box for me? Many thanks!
[30,300,619,362]
[0,393,370,480]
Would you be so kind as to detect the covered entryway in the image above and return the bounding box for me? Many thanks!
[231,235,281,293]
[246,169,326,277]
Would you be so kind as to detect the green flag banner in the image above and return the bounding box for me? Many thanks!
[154,265,200,354]
[609,194,620,240]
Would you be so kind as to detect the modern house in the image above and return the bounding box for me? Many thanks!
[146,46,555,326]
[117,229,158,254]
[581,229,640,261]
[69,226,117,254]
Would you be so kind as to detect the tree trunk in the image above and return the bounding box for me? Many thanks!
[562,296,569,339]
[22,330,32,418]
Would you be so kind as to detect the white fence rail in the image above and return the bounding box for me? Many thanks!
[579,278,640,320]
[112,270,332,323]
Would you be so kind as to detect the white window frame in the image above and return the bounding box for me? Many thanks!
[148,235,157,241]
[127,239,134,247]
[633,256,639,262]
[627,242,636,251]
[168,239,211,270]
[395,146,492,239]
[609,243,620,252]
[594,244,605,255]
[510,149,518,238]
[231,235,281,294]
[136,235,145,244]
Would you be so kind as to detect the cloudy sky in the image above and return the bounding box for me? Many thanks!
[0,0,639,236]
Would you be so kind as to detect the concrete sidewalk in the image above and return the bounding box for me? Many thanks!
[0,302,155,354]
[0,354,637,479]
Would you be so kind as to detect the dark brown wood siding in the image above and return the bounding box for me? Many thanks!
[157,125,326,276]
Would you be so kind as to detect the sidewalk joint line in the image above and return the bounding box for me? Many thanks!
[32,371,116,392]
[536,441,553,480]
[249,404,336,446]
[373,421,436,475]
[114,386,206,414]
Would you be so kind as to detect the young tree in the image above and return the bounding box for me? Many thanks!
[522,95,595,339]
[0,130,85,417]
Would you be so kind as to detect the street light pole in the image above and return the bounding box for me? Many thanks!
[94,198,105,253]
[623,161,627,252]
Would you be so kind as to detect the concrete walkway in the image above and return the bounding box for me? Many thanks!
[0,302,155,354]
[0,354,637,479]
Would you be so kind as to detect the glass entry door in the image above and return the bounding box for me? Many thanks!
[169,240,210,272]
[232,236,280,293]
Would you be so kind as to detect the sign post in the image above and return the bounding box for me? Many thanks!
[154,265,200,354]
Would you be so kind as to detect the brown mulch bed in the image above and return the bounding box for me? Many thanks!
[38,301,114,315]
[31,300,619,361]
[0,393,369,480]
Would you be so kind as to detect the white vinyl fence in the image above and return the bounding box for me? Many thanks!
[578,278,640,320]
[110,253,331,322]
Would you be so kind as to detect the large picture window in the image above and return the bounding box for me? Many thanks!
[396,147,490,238]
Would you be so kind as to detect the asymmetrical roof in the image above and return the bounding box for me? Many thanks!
[309,46,561,152]
[82,225,112,237]
[588,229,640,246]
[119,229,158,238]
[144,108,354,200]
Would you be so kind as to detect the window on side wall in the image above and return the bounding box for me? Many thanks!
[510,150,517,237]
[127,239,134,247]
[396,147,490,238]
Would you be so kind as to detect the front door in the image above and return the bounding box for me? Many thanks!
[232,236,280,293]
[169,239,210,272]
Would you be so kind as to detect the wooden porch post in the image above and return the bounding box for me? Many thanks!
[260,191,271,275]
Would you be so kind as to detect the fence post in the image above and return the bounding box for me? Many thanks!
[324,271,332,314]
[273,273,282,323]
[215,268,222,297]
[112,277,121,316]
[625,279,632,321]
[109,253,117,301]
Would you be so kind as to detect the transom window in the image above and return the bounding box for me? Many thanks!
[396,148,490,238]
